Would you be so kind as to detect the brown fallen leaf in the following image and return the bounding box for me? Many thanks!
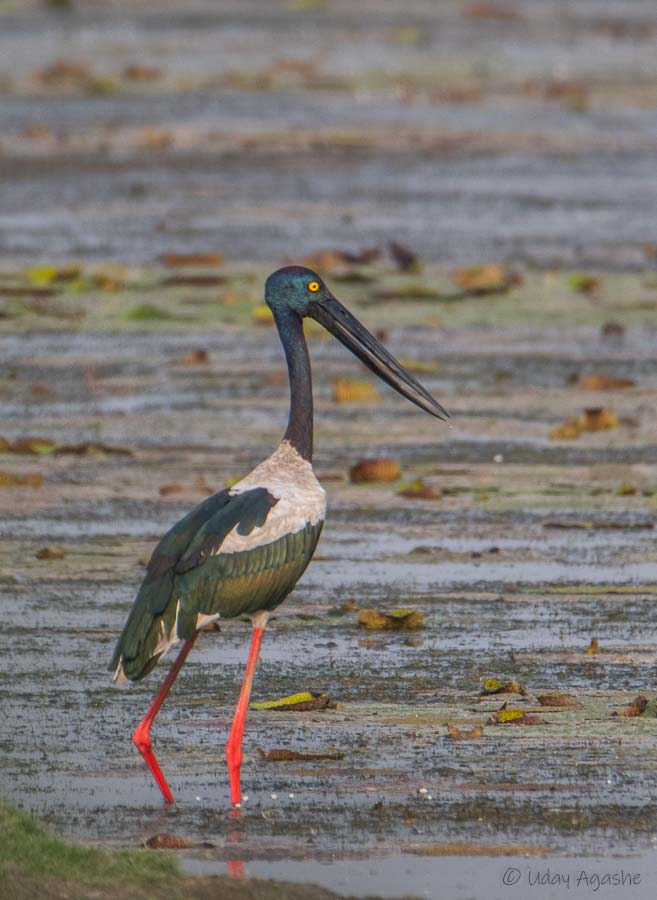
[537,692,579,708]
[145,834,192,850]
[601,321,624,338]
[358,608,424,630]
[332,378,380,403]
[35,546,65,560]
[349,458,401,483]
[480,678,526,696]
[452,264,520,295]
[612,695,648,718]
[160,252,223,267]
[159,484,185,496]
[550,407,619,440]
[251,691,336,712]
[37,59,92,85]
[181,349,209,365]
[397,479,441,500]
[258,748,344,761]
[0,470,43,488]
[580,407,619,431]
[577,374,636,391]
[585,637,599,655]
[123,64,162,82]
[446,724,484,740]
[292,249,350,275]
[388,240,421,272]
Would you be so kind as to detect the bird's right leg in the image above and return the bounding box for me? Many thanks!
[132,633,197,804]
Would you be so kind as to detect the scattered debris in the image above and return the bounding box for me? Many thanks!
[446,724,484,740]
[35,546,65,560]
[487,703,544,726]
[616,482,637,496]
[388,240,421,272]
[349,458,401,483]
[332,378,380,403]
[55,442,133,457]
[250,692,336,711]
[0,436,56,455]
[480,678,526,696]
[145,834,192,850]
[612,695,648,718]
[181,349,209,365]
[159,484,185,496]
[452,264,520,295]
[397,479,441,500]
[0,470,43,488]
[550,407,619,440]
[601,321,625,338]
[543,520,653,531]
[537,693,578,708]
[568,274,600,294]
[258,748,344,761]
[585,638,600,655]
[123,64,162,82]
[358,608,424,630]
[577,374,635,390]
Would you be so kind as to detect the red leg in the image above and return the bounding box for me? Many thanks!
[132,634,197,804]
[225,625,265,807]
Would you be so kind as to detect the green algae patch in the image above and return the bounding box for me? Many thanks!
[124,303,172,321]
[0,801,178,885]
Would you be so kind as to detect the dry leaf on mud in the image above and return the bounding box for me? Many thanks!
[397,479,441,500]
[577,374,635,391]
[145,834,192,850]
[55,442,133,457]
[537,693,579,708]
[612,695,648,718]
[0,470,43,488]
[250,691,337,712]
[349,458,400,483]
[35,546,65,560]
[181,349,209,365]
[123,64,162,82]
[358,608,424,630]
[481,678,526,696]
[452,264,520,295]
[446,724,484,740]
[159,484,185,496]
[550,407,619,440]
[585,637,600,655]
[568,274,600,294]
[543,520,654,531]
[258,748,344,761]
[0,436,56,455]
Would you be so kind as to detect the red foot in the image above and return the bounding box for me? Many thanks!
[133,722,175,805]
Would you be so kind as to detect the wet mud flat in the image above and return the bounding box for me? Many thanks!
[3,0,657,268]
[0,258,656,898]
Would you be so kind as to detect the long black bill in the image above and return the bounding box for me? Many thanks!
[308,294,449,420]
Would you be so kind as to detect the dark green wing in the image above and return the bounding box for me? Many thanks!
[109,487,278,681]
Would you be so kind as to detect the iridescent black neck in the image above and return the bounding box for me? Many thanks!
[273,306,313,462]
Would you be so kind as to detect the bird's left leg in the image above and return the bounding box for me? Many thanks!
[133,632,198,804]
[225,611,269,807]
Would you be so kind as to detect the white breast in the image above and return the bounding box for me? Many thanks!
[216,440,326,555]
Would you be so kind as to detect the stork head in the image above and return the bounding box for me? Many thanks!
[265,265,449,421]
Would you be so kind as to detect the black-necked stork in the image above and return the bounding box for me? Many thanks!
[110,265,448,807]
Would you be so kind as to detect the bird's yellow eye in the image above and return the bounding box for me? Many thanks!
[308,281,320,293]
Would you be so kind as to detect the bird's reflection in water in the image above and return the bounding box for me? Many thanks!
[227,806,245,879]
